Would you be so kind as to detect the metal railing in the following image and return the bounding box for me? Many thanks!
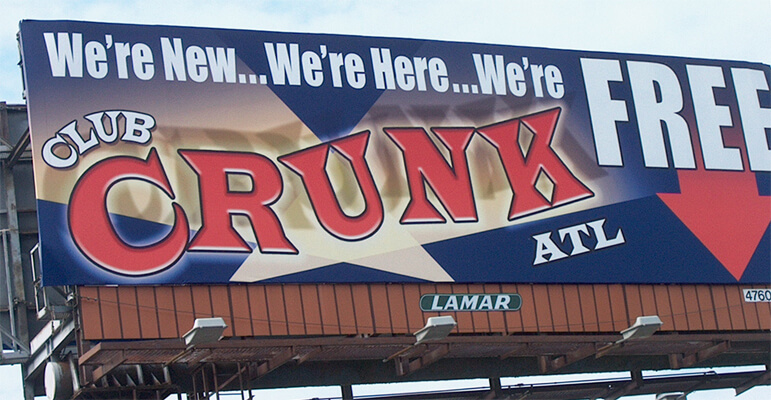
[29,243,72,321]
[0,228,29,364]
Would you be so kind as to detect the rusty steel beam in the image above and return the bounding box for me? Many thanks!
[601,370,643,400]
[253,347,295,379]
[539,344,598,373]
[396,344,450,376]
[669,341,731,370]
[91,351,127,382]
[499,343,530,360]
[735,368,770,395]
[74,331,771,352]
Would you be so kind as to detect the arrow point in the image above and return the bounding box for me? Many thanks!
[658,170,770,281]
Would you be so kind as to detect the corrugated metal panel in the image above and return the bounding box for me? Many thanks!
[77,284,771,341]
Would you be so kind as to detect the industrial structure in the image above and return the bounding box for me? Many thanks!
[1,19,770,399]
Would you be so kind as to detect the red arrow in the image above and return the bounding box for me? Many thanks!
[657,169,770,280]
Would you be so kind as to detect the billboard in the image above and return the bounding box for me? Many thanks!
[18,20,770,286]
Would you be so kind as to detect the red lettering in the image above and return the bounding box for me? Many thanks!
[66,108,595,278]
[179,150,297,253]
[384,127,477,223]
[476,108,593,220]
[68,149,189,275]
[279,131,384,240]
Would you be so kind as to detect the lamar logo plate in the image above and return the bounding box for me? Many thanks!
[420,294,522,312]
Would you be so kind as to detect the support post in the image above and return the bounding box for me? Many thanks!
[1,103,31,400]
[341,384,354,400]
[488,376,503,398]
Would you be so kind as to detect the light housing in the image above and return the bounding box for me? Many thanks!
[620,315,663,342]
[414,316,457,345]
[183,317,227,346]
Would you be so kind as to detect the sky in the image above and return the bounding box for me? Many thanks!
[1,0,770,399]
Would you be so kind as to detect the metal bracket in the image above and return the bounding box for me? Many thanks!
[735,366,770,395]
[395,343,450,376]
[253,347,295,379]
[539,343,598,373]
[669,341,730,370]
[595,370,643,400]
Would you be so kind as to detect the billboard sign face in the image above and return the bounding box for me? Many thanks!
[18,20,770,285]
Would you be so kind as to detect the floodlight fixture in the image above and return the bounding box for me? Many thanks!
[619,315,663,342]
[597,315,662,358]
[414,316,457,345]
[383,316,458,362]
[183,317,227,346]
